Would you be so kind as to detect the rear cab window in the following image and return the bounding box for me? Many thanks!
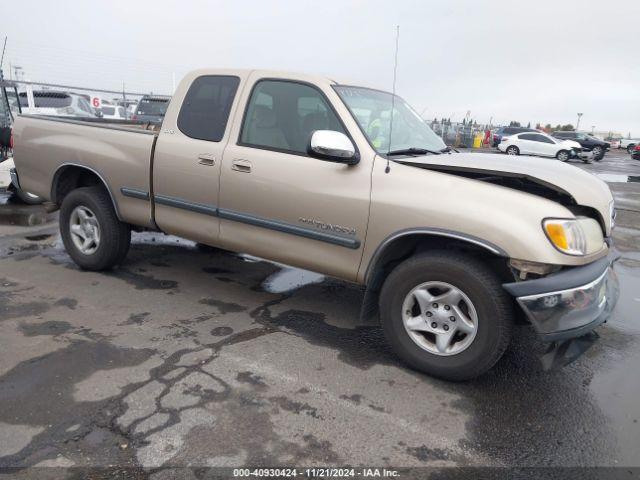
[177,75,240,142]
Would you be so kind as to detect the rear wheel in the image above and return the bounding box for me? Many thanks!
[379,251,513,381]
[60,186,131,270]
[556,150,570,162]
[506,145,519,155]
[627,144,636,154]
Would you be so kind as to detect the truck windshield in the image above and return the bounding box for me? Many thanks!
[334,86,446,155]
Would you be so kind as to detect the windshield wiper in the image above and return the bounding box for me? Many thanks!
[387,147,441,156]
[440,146,459,153]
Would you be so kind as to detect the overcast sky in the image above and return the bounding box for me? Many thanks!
[2,0,639,136]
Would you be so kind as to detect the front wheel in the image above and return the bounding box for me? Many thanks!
[506,145,519,155]
[379,251,513,381]
[556,150,570,162]
[627,145,636,154]
[592,146,604,160]
[60,186,131,271]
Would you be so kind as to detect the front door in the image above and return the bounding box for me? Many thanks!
[532,133,557,157]
[152,74,242,245]
[218,75,373,281]
[517,133,538,155]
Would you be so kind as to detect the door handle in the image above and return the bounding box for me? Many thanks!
[198,153,216,166]
[231,159,252,173]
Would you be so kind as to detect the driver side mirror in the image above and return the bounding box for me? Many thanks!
[308,130,359,165]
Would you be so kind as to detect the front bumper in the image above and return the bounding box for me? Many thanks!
[503,251,620,341]
[572,148,594,160]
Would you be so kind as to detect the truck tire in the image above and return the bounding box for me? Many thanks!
[379,251,513,381]
[60,186,131,271]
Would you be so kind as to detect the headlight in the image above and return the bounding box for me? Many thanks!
[543,219,587,255]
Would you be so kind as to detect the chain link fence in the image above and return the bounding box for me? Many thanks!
[429,119,493,148]
[1,80,171,124]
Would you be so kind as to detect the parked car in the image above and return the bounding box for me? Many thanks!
[0,128,43,203]
[0,156,44,204]
[11,69,619,381]
[100,105,127,120]
[492,126,537,147]
[18,91,98,118]
[131,95,170,124]
[620,138,640,153]
[498,131,590,162]
[606,138,621,149]
[632,144,640,160]
[126,103,138,118]
[551,131,610,160]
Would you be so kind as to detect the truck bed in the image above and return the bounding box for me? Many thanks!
[20,114,162,134]
[12,114,157,228]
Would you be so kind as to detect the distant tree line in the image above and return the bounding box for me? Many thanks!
[508,121,575,132]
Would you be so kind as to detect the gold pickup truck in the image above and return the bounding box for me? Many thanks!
[11,69,619,380]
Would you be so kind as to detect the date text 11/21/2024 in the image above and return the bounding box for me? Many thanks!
[233,468,400,477]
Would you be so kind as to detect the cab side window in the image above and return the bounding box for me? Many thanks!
[240,80,346,155]
[178,75,240,142]
[534,134,554,143]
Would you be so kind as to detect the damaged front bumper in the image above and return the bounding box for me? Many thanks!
[503,251,620,341]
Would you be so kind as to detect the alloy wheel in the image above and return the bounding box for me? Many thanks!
[69,205,101,255]
[401,281,479,356]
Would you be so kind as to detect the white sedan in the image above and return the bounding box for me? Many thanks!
[498,131,590,162]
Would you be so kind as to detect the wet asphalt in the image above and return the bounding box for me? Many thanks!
[0,149,639,476]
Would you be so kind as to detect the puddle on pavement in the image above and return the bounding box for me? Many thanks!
[609,264,640,335]
[24,234,53,242]
[585,263,640,465]
[596,174,640,183]
[261,267,325,293]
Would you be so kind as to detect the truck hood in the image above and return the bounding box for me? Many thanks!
[395,152,614,233]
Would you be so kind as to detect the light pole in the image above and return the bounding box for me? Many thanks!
[576,113,583,131]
